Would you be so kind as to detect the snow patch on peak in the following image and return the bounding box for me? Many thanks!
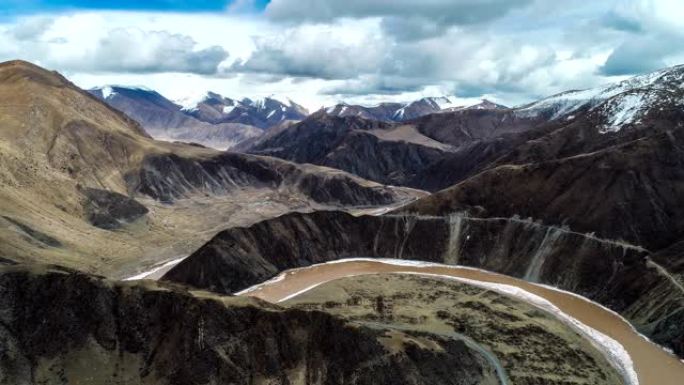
[247,95,294,109]
[470,99,508,110]
[430,96,461,110]
[94,85,153,97]
[125,85,154,92]
[175,92,211,111]
[325,103,348,115]
[271,95,295,108]
[409,96,462,110]
[517,65,684,122]
[517,87,604,119]
[393,106,407,119]
[101,86,114,99]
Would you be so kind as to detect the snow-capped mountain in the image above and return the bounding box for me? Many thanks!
[176,93,309,129]
[324,102,405,121]
[516,64,684,132]
[89,87,309,149]
[89,86,261,150]
[442,99,509,112]
[324,97,507,122]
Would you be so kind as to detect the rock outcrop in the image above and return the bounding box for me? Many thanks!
[80,187,149,229]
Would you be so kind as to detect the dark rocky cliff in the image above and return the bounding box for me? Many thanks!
[244,111,540,191]
[246,114,446,188]
[0,264,497,385]
[161,211,683,358]
[125,151,413,206]
[402,127,684,252]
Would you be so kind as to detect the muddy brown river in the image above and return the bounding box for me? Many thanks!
[239,259,684,385]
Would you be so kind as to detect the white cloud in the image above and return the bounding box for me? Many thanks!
[10,17,54,40]
[54,28,228,74]
[266,0,532,40]
[0,1,681,109]
[229,20,387,79]
[229,20,611,105]
[600,0,684,75]
[0,12,269,72]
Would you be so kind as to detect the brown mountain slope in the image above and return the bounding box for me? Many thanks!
[164,64,684,360]
[0,60,421,276]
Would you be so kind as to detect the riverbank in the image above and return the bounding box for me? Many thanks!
[239,258,684,385]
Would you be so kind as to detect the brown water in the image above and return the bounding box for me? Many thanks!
[241,260,684,385]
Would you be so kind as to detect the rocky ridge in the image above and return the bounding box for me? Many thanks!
[0,264,498,385]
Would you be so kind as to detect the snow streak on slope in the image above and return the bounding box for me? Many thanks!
[101,86,114,99]
[91,85,154,100]
[175,92,211,112]
[517,65,684,132]
[597,92,660,133]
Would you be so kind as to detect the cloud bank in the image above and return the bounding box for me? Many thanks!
[0,0,682,108]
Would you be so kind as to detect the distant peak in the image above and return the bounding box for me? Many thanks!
[101,86,114,99]
[0,59,74,88]
[517,62,684,121]
[90,84,156,98]
[175,91,214,111]
[0,59,46,71]
[245,95,294,108]
[206,91,227,100]
[471,99,509,110]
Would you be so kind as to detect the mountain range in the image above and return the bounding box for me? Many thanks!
[92,86,504,151]
[1,58,684,385]
[169,63,684,360]
[89,86,309,150]
[176,92,309,128]
[322,97,507,122]
[242,66,684,192]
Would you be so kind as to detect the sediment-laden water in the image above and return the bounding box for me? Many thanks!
[240,259,684,385]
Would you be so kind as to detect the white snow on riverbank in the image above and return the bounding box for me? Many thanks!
[276,282,328,303]
[234,272,287,295]
[123,256,188,281]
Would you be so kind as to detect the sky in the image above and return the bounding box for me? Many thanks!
[0,0,682,110]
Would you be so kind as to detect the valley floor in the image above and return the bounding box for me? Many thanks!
[1,185,416,279]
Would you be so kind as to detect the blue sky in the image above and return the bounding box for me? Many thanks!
[0,0,682,109]
[2,1,270,14]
